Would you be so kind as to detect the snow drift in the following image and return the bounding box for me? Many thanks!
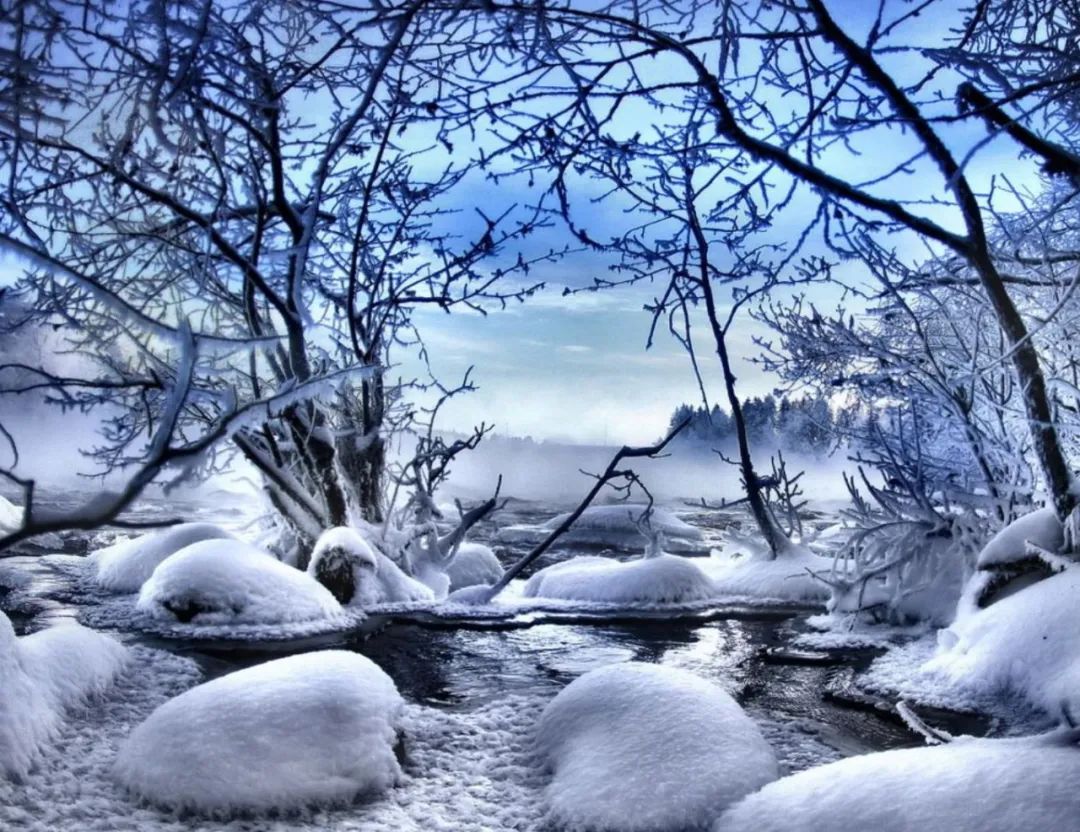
[524,554,715,605]
[499,504,707,553]
[114,650,403,813]
[536,662,778,831]
[138,539,343,625]
[1,612,128,778]
[923,566,1080,720]
[702,546,830,605]
[91,522,236,592]
[307,526,433,607]
[716,731,1080,832]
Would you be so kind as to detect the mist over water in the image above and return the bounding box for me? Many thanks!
[437,435,857,510]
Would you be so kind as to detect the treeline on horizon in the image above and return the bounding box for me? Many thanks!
[666,394,854,456]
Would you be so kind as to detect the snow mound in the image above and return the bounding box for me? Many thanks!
[91,522,237,592]
[447,542,504,591]
[922,566,1080,719]
[702,546,830,604]
[537,662,778,831]
[307,526,434,607]
[524,554,715,605]
[1,612,128,778]
[977,507,1062,569]
[500,504,706,553]
[0,495,23,532]
[114,650,403,813]
[716,732,1080,832]
[138,539,343,625]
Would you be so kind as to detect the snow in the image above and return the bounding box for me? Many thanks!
[447,541,504,591]
[977,507,1062,568]
[524,553,715,605]
[715,731,1080,832]
[307,526,434,607]
[499,504,707,553]
[536,662,779,832]
[137,539,343,625]
[114,651,403,813]
[828,535,966,626]
[0,494,23,531]
[0,611,128,778]
[920,566,1080,720]
[90,522,237,592]
[701,545,831,605]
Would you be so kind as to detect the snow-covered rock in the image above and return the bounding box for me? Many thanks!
[138,539,343,625]
[90,522,237,592]
[977,507,1062,569]
[1,612,127,778]
[500,504,706,554]
[307,527,433,608]
[537,662,778,831]
[922,566,1080,719]
[114,651,403,813]
[524,553,715,605]
[702,545,830,604]
[716,731,1080,832]
[447,542,504,592]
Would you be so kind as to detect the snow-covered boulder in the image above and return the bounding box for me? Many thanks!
[500,504,707,554]
[702,545,830,605]
[715,732,1080,832]
[91,522,236,592]
[447,542,504,592]
[114,651,403,812]
[307,527,433,608]
[965,507,1065,610]
[537,662,778,831]
[923,566,1080,719]
[524,554,715,605]
[138,539,342,625]
[977,507,1063,569]
[1,612,128,778]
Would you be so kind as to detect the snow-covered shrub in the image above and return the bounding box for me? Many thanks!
[923,566,1080,720]
[1,612,128,778]
[524,553,714,605]
[537,662,778,831]
[137,539,342,625]
[114,650,403,812]
[815,473,986,625]
[716,732,1080,832]
[307,526,433,607]
[446,542,504,592]
[90,522,236,592]
[500,504,706,554]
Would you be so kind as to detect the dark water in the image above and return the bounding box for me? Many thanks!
[0,491,989,767]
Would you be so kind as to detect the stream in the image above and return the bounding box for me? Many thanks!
[0,491,993,771]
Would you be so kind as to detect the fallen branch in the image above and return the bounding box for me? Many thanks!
[479,417,690,602]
